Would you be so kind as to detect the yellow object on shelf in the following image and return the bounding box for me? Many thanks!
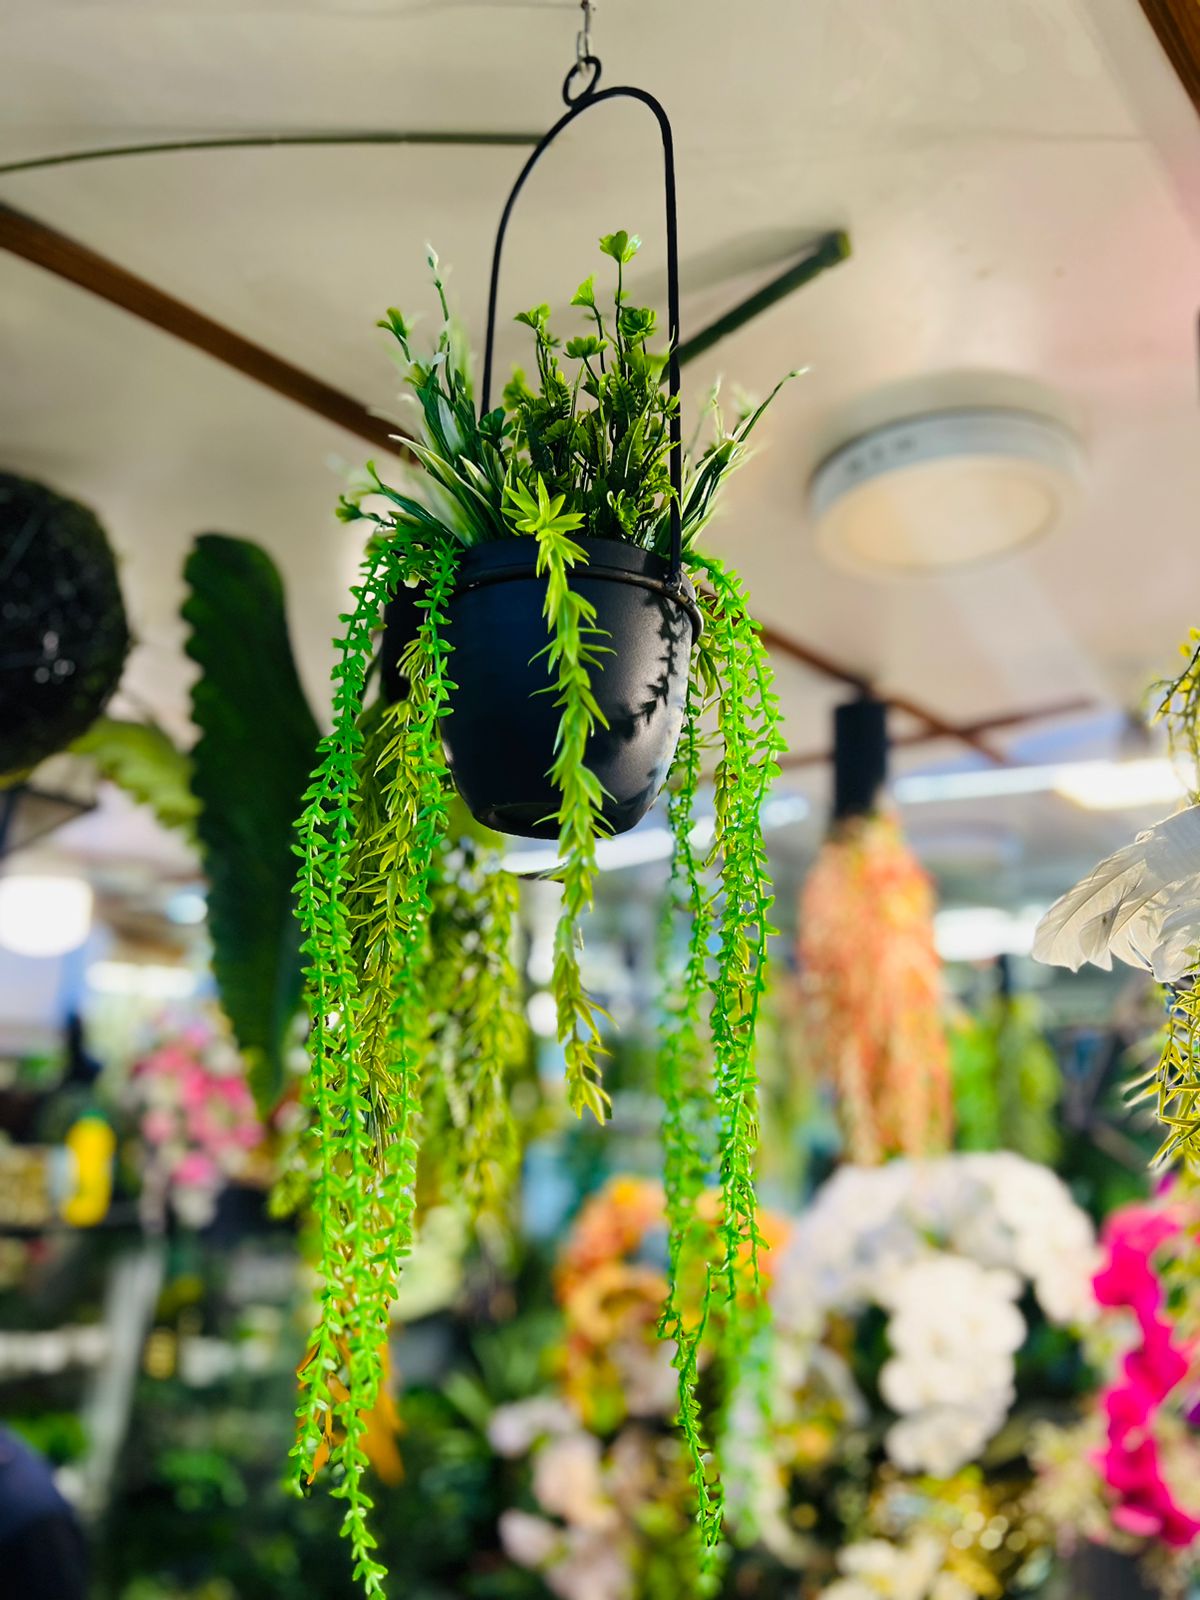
[59,1114,115,1226]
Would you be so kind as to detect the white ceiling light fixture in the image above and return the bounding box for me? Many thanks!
[809,406,1086,578]
[0,874,94,958]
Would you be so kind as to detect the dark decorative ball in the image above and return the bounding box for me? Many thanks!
[0,472,130,778]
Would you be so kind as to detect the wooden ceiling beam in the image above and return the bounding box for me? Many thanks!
[778,695,1096,771]
[1138,0,1200,117]
[0,201,413,460]
[756,617,1009,764]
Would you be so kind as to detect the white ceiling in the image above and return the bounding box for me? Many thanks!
[2,0,1200,896]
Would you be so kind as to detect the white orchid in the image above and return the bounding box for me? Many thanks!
[754,1154,1097,1498]
[822,1532,972,1600]
[1033,804,1200,983]
[886,1396,1012,1479]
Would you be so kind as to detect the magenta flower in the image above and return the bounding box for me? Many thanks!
[1091,1194,1200,1554]
[1125,1319,1190,1398]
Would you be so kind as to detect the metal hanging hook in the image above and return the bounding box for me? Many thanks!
[577,0,594,61]
[480,76,684,582]
[563,0,601,104]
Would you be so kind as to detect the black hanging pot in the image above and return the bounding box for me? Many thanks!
[439,537,700,839]
[383,63,702,842]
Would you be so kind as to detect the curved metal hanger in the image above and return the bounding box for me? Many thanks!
[480,51,684,584]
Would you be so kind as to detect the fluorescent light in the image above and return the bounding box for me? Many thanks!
[935,905,1047,963]
[0,876,93,958]
[897,757,1189,812]
[1051,758,1186,811]
[503,826,675,876]
[895,764,1065,804]
[501,794,807,876]
[86,961,198,999]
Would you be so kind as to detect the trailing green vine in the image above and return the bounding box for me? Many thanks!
[656,671,723,1552]
[653,555,785,1563]
[295,235,793,1593]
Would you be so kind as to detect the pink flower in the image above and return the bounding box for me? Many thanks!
[1091,1193,1200,1554]
[140,1108,176,1145]
[1112,1503,1165,1539]
[1124,1320,1191,1399]
[173,1150,219,1189]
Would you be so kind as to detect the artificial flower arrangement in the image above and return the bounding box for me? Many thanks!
[129,1015,263,1229]
[726,1154,1097,1596]
[1032,1180,1200,1595]
[488,1177,790,1600]
[798,812,953,1163]
[296,235,790,1586]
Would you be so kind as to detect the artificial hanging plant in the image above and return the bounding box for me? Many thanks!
[1034,627,1200,1168]
[295,233,789,1590]
[798,700,953,1164]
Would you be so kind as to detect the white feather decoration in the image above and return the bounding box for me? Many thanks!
[1032,805,1200,984]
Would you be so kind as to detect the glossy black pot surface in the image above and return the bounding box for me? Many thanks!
[411,537,700,840]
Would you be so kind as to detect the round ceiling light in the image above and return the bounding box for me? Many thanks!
[808,407,1085,578]
[0,874,94,958]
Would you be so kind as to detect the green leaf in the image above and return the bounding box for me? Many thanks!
[71,716,199,838]
[599,230,640,265]
[618,306,656,342]
[570,275,597,309]
[564,334,606,360]
[514,304,551,330]
[182,534,320,1114]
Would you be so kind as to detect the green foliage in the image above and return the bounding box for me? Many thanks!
[1144,632,1200,1168]
[423,830,528,1220]
[345,234,795,563]
[507,478,613,1121]
[951,994,1062,1164]
[71,715,199,838]
[182,535,320,1115]
[293,538,459,1593]
[653,557,785,1564]
[1153,627,1200,795]
[656,675,723,1549]
[297,235,791,1593]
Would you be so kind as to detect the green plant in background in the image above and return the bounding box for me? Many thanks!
[73,716,200,838]
[1144,631,1200,1168]
[182,536,322,1113]
[302,235,788,1589]
[951,985,1062,1165]
[69,534,318,1118]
